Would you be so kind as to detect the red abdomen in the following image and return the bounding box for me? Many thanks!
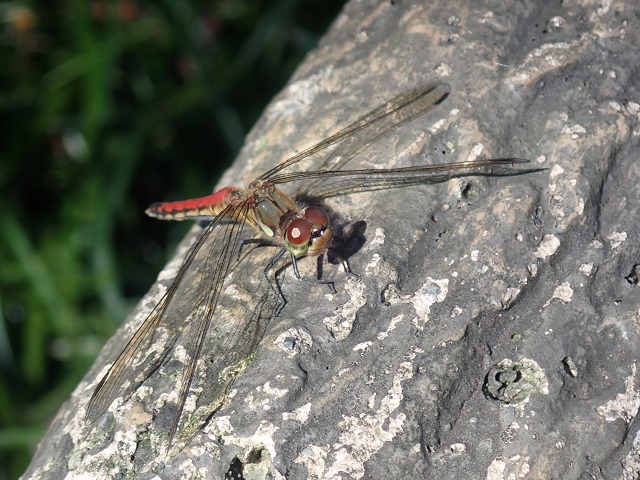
[145,186,238,220]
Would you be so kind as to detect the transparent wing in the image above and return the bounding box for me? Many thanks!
[86,199,275,445]
[85,210,232,424]
[258,83,451,185]
[267,158,532,199]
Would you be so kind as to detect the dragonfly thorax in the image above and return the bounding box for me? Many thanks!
[248,183,332,258]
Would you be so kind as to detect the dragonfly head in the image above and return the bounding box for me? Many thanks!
[285,206,333,258]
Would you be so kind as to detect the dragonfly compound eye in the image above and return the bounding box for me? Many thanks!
[304,207,330,232]
[286,218,312,257]
[305,207,333,257]
[286,209,333,258]
[287,218,311,245]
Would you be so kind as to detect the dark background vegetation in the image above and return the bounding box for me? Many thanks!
[0,1,344,478]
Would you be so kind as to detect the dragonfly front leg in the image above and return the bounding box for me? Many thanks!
[263,250,339,317]
[289,252,338,300]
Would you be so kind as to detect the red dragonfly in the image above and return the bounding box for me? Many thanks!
[85,83,528,445]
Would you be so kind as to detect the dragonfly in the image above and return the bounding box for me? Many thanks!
[85,82,529,446]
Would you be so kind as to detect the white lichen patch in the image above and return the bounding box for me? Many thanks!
[607,231,627,249]
[353,341,373,353]
[434,62,453,77]
[547,16,565,30]
[114,428,138,457]
[376,314,404,340]
[624,100,640,117]
[274,327,313,357]
[589,240,604,250]
[487,455,531,480]
[177,458,207,479]
[242,381,288,412]
[561,123,587,139]
[205,417,282,477]
[258,381,288,399]
[283,402,312,424]
[450,443,466,454]
[364,254,399,282]
[365,253,382,272]
[597,363,640,423]
[296,445,331,479]
[501,287,522,309]
[543,282,574,307]
[579,263,594,276]
[295,348,418,479]
[382,278,448,331]
[510,39,581,84]
[549,164,564,179]
[223,280,253,303]
[593,0,612,17]
[466,143,485,162]
[411,278,449,330]
[322,276,367,340]
[430,118,446,132]
[533,234,560,259]
[369,227,386,246]
[173,344,188,364]
[66,414,142,479]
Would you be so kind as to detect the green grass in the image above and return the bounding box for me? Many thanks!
[0,1,344,477]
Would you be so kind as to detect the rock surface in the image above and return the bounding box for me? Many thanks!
[23,0,640,479]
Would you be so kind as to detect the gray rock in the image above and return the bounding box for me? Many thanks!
[22,0,640,479]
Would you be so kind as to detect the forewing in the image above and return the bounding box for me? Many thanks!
[258,83,451,188]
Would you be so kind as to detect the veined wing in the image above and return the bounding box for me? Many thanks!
[258,83,451,183]
[86,199,272,446]
[267,158,531,199]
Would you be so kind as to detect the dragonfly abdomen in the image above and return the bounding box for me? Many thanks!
[145,186,240,220]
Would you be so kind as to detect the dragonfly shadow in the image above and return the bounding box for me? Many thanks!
[327,219,368,271]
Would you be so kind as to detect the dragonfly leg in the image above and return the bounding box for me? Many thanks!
[237,237,279,262]
[290,253,337,293]
[264,248,288,317]
[291,254,302,278]
[267,250,342,317]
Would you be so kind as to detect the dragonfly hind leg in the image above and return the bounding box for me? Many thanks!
[236,237,279,262]
[264,248,288,317]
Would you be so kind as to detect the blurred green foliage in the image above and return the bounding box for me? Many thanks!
[0,0,344,477]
